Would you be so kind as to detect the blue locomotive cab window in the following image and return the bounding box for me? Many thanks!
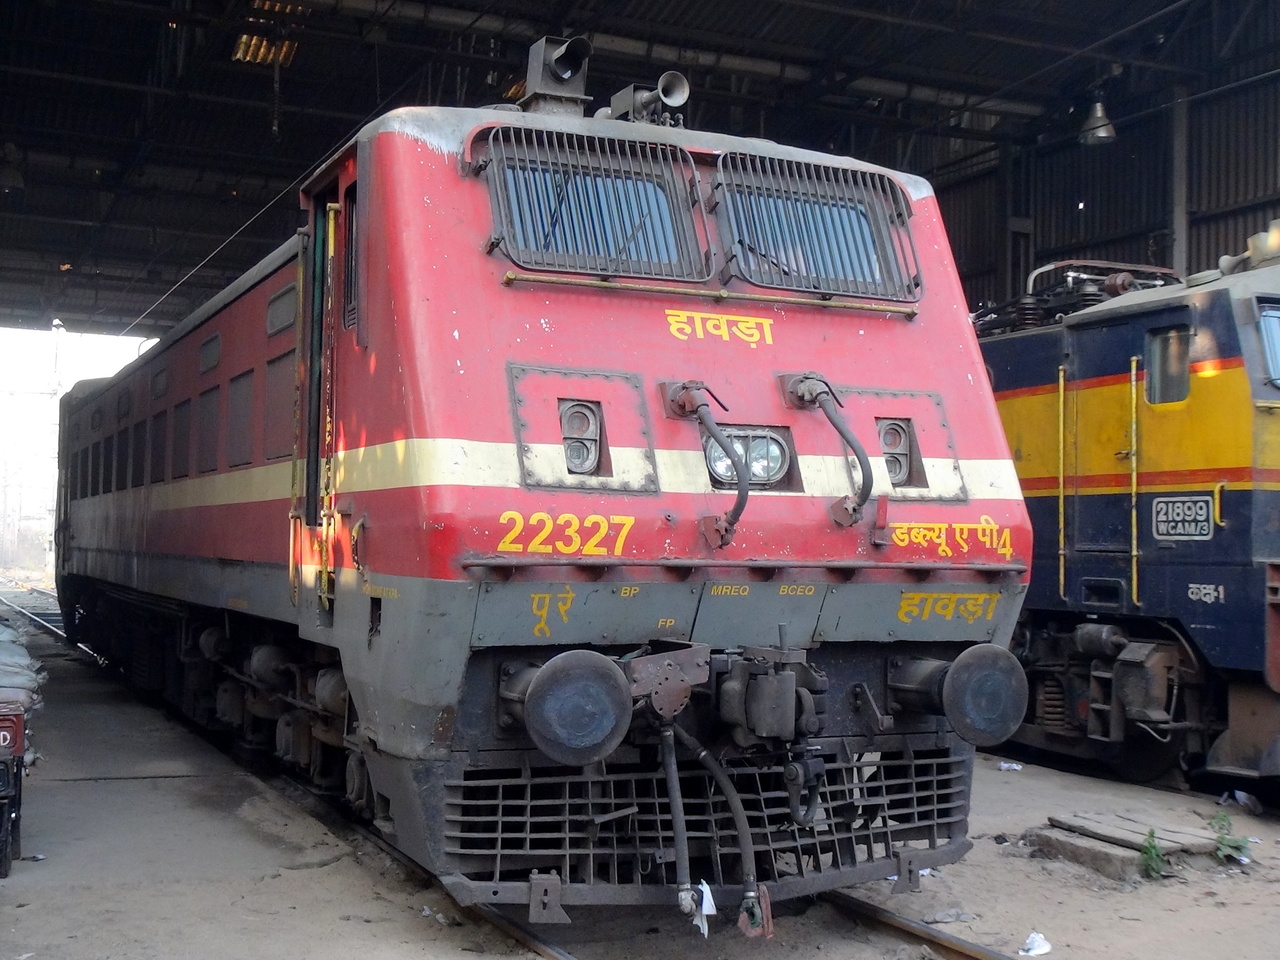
[1145,325,1191,404]
[715,153,921,301]
[486,126,710,281]
[1260,304,1280,387]
[504,170,679,264]
[727,190,881,284]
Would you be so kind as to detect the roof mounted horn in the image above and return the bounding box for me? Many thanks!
[519,36,594,116]
[603,71,690,126]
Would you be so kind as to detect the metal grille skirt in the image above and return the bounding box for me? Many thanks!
[443,745,967,888]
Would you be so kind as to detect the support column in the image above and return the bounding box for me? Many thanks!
[1171,86,1189,276]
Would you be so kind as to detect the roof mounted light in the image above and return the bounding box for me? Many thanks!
[1079,100,1116,146]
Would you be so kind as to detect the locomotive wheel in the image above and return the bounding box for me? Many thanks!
[1107,728,1183,783]
[0,799,11,879]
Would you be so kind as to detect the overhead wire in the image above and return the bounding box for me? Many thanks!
[117,11,503,337]
[890,0,1205,147]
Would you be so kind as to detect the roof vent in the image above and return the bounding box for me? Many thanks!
[519,36,593,116]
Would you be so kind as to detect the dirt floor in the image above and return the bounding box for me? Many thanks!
[549,756,1280,960]
[2,594,1279,958]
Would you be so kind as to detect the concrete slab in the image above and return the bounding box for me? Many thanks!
[1047,812,1217,856]
[1022,825,1145,882]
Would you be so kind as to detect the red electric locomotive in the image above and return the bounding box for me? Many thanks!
[56,39,1029,927]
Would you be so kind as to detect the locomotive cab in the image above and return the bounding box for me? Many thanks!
[977,225,1280,780]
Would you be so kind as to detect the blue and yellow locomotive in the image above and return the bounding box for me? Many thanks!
[976,224,1280,780]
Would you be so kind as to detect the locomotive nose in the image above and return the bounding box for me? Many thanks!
[890,644,1028,747]
[520,650,634,766]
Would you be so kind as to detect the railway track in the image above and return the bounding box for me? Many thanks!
[339,798,1017,960]
[0,577,1013,960]
[0,578,65,640]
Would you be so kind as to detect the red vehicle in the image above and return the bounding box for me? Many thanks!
[56,39,1029,927]
[0,704,22,877]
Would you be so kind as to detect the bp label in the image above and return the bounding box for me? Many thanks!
[1152,496,1213,540]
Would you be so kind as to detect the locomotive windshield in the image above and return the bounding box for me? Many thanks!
[1259,303,1280,386]
[715,153,922,301]
[487,127,711,281]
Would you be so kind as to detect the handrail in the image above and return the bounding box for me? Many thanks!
[318,202,341,609]
[1129,356,1140,606]
[501,271,918,316]
[1058,365,1067,601]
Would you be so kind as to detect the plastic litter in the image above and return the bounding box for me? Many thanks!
[1218,790,1263,816]
[1018,931,1052,956]
[421,906,432,917]
[1235,791,1263,815]
[693,879,717,938]
[993,834,1011,845]
[998,762,1023,772]
[923,908,976,924]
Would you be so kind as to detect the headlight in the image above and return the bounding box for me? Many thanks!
[704,436,746,483]
[703,430,790,486]
[748,436,787,481]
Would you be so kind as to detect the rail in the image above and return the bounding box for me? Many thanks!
[7,570,1014,960]
[275,765,1013,960]
[822,890,1016,960]
[0,593,65,641]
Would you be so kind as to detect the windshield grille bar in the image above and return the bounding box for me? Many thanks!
[717,153,921,302]
[487,127,710,281]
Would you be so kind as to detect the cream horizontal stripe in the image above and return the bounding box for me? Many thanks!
[653,450,1014,499]
[334,438,521,491]
[145,439,1023,510]
[520,444,658,490]
[149,461,294,510]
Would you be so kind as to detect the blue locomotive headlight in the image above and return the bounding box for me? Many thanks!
[703,430,789,486]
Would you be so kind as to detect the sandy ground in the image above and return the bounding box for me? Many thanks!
[550,763,1280,960]
[0,619,535,960]
[3,600,1279,959]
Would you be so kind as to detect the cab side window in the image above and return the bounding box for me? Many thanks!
[1145,325,1190,404]
[1260,304,1280,387]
